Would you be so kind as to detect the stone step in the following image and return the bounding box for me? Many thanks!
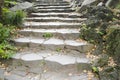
[29,12,82,18]
[34,2,70,6]
[5,72,96,80]
[19,28,80,40]
[34,6,71,9]
[34,3,70,6]
[3,57,97,80]
[11,52,91,73]
[23,22,82,29]
[2,52,98,80]
[24,17,86,22]
[36,8,75,13]
[14,37,94,53]
[35,1,69,4]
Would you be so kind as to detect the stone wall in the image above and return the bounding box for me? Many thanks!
[79,5,120,80]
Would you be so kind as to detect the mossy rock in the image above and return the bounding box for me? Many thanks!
[92,54,109,67]
[106,26,120,64]
[99,66,119,80]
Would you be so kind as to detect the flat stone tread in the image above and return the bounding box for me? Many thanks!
[34,3,69,6]
[12,52,90,65]
[20,28,80,34]
[35,6,71,9]
[37,8,73,10]
[36,9,74,13]
[14,37,87,46]
[4,71,98,80]
[23,21,82,27]
[25,17,86,21]
[31,12,82,16]
[35,1,69,3]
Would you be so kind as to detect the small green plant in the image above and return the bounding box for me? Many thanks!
[56,48,62,52]
[43,33,53,38]
[92,66,99,73]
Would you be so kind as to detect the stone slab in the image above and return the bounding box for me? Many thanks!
[14,37,93,52]
[23,22,82,29]
[24,17,86,22]
[30,12,82,18]
[36,8,74,13]
[34,6,71,9]
[19,30,79,41]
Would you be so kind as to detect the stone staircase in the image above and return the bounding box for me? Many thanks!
[4,0,98,80]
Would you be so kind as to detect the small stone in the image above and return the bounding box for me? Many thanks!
[43,70,47,73]
[68,73,72,76]
[4,71,11,76]
[83,70,87,73]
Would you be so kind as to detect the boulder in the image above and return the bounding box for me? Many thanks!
[99,66,119,80]
[10,2,33,11]
[70,0,84,9]
[106,25,120,65]
[105,0,120,8]
[76,0,98,12]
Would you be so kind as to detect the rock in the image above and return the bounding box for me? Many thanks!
[99,66,119,80]
[5,74,29,80]
[76,0,98,12]
[106,26,120,65]
[81,0,97,6]
[105,0,120,8]
[10,2,33,11]
[92,54,109,67]
[0,69,4,80]
[70,0,84,8]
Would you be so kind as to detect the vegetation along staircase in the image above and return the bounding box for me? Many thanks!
[4,0,98,80]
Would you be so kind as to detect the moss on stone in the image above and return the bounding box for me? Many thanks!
[106,26,120,64]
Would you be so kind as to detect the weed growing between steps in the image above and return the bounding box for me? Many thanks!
[43,32,53,38]
[80,6,120,80]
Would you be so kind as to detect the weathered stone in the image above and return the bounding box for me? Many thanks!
[36,8,74,13]
[76,0,98,12]
[34,6,71,9]
[21,54,43,61]
[35,0,63,3]
[106,26,120,65]
[92,54,109,67]
[23,22,81,29]
[10,2,33,11]
[105,0,120,8]
[30,12,82,18]
[5,74,29,80]
[25,16,86,22]
[19,28,80,39]
[99,66,119,80]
